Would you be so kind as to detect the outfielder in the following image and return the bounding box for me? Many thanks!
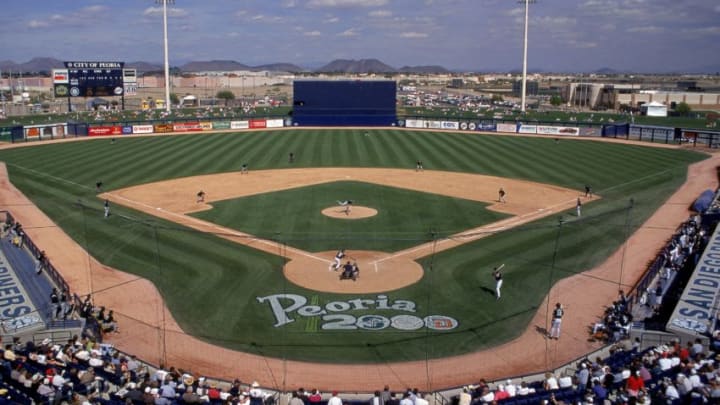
[329,249,346,271]
[493,264,504,300]
[103,199,110,218]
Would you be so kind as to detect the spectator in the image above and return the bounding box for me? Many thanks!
[576,362,590,392]
[329,391,343,405]
[309,389,322,403]
[458,387,471,405]
[380,385,391,405]
[543,372,559,391]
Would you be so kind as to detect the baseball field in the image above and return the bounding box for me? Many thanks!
[0,129,707,368]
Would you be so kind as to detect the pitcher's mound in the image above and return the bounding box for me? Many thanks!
[321,206,378,219]
[284,250,424,293]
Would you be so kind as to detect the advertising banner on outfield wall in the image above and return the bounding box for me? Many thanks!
[441,121,460,130]
[236,120,252,129]
[250,119,267,129]
[122,126,133,135]
[154,124,173,133]
[667,225,720,338]
[213,121,231,130]
[88,126,122,136]
[476,123,496,132]
[518,125,537,134]
[132,125,154,134]
[200,122,213,131]
[173,122,202,132]
[405,119,425,128]
[266,119,284,128]
[537,126,580,136]
[428,121,442,129]
[579,127,601,137]
[496,123,517,133]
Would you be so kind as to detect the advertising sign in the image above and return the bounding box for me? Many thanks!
[213,121,231,130]
[230,120,249,130]
[132,125,154,134]
[88,126,122,136]
[441,121,459,130]
[153,124,174,133]
[405,119,425,129]
[667,226,720,338]
[266,119,284,128]
[536,126,580,136]
[518,125,537,134]
[173,122,202,132]
[427,121,442,129]
[496,123,517,133]
[476,122,497,132]
[200,122,213,131]
[249,119,267,129]
[122,126,133,135]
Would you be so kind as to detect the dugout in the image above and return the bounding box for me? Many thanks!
[293,80,397,126]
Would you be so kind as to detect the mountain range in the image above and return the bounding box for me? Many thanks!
[0,57,451,75]
[0,57,718,75]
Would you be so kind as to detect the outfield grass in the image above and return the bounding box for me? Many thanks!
[192,181,510,252]
[0,129,706,362]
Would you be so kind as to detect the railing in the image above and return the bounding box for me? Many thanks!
[4,211,70,293]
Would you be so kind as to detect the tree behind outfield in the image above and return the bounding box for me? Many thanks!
[675,102,691,116]
[217,90,235,106]
[550,95,563,107]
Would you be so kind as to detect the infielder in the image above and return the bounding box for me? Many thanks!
[196,190,206,203]
[493,265,504,300]
[337,200,353,216]
[329,249,346,271]
[498,188,506,203]
[103,199,110,218]
[576,198,582,217]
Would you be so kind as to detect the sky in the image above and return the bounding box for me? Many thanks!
[0,0,719,72]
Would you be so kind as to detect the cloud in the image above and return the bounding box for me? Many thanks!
[325,16,340,23]
[142,7,189,18]
[25,5,112,29]
[533,16,577,26]
[368,10,392,18]
[249,14,285,23]
[304,30,322,36]
[681,26,720,35]
[338,28,359,37]
[627,26,664,33]
[27,19,48,29]
[566,39,598,48]
[308,0,388,8]
[400,31,429,39]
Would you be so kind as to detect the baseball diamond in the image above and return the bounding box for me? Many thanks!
[0,128,711,391]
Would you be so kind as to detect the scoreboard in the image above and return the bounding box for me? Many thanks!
[54,61,125,98]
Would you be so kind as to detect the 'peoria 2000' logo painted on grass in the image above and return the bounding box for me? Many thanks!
[257,294,458,331]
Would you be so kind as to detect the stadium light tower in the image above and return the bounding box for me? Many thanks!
[157,0,174,113]
[519,0,535,113]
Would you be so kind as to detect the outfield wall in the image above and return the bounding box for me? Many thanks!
[7,117,720,149]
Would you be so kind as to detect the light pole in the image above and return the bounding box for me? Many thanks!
[519,0,535,113]
[157,0,174,113]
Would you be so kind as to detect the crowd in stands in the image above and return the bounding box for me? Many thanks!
[638,214,707,329]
